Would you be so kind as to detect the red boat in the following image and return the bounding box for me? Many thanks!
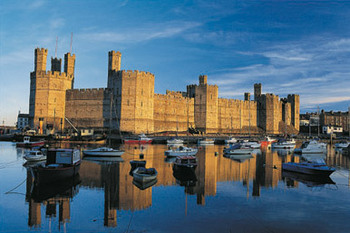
[33,148,81,184]
[16,136,45,148]
[260,136,276,147]
[124,133,153,144]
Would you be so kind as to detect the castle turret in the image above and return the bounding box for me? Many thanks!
[64,52,76,88]
[108,51,121,72]
[199,75,207,85]
[51,57,62,72]
[254,83,262,101]
[287,94,300,131]
[34,48,48,72]
[194,75,218,133]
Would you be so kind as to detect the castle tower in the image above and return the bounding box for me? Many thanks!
[51,57,62,72]
[108,51,122,72]
[254,83,262,101]
[34,48,48,72]
[29,48,74,132]
[287,94,300,131]
[64,52,76,88]
[194,75,218,133]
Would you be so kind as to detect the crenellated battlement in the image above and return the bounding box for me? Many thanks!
[219,98,256,107]
[155,91,192,100]
[119,70,155,77]
[66,88,109,100]
[34,70,74,80]
[35,48,48,53]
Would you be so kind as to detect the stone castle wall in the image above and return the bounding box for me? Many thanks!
[65,88,111,129]
[217,98,258,134]
[153,91,195,132]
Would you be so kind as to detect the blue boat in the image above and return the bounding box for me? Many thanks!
[282,160,335,177]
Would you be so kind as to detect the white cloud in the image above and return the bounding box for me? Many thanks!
[78,21,201,43]
[212,36,350,111]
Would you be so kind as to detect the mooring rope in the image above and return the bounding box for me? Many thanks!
[5,178,26,194]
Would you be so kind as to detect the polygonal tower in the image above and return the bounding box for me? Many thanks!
[29,48,75,132]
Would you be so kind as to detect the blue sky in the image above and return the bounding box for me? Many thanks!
[0,0,349,125]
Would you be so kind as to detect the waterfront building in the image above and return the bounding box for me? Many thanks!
[29,48,300,135]
[17,112,29,130]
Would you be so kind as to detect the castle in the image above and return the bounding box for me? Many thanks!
[29,48,300,135]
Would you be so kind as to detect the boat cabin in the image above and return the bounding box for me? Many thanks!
[47,149,81,165]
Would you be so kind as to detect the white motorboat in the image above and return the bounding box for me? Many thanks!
[242,140,261,149]
[164,146,198,157]
[24,150,46,162]
[83,147,124,157]
[225,137,237,144]
[272,139,296,149]
[198,138,215,145]
[294,140,327,154]
[167,138,184,145]
[224,144,254,155]
[335,141,350,148]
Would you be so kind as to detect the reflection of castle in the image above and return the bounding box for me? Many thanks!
[29,48,299,135]
[25,168,79,229]
[77,145,304,226]
[79,145,175,227]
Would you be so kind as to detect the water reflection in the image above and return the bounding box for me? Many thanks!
[282,170,335,188]
[25,168,80,229]
[11,142,350,231]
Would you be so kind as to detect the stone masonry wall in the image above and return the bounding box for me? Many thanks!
[65,88,110,129]
[218,98,258,134]
[153,91,194,133]
[109,70,155,134]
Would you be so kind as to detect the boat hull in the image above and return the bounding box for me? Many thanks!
[16,141,45,148]
[34,162,81,184]
[124,139,152,144]
[225,149,253,155]
[165,150,198,157]
[132,168,157,183]
[24,155,47,162]
[282,163,335,176]
[83,151,124,157]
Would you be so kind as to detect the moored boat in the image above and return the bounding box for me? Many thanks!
[294,140,327,154]
[335,141,350,148]
[24,150,46,162]
[33,148,81,184]
[124,133,153,144]
[132,178,157,190]
[173,156,198,170]
[260,136,276,147]
[16,136,45,148]
[272,139,296,149]
[282,160,335,176]
[164,146,198,157]
[225,137,237,144]
[82,147,124,157]
[198,138,215,145]
[223,143,254,155]
[132,167,158,183]
[167,138,184,145]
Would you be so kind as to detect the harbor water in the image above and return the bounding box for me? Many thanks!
[0,141,350,232]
